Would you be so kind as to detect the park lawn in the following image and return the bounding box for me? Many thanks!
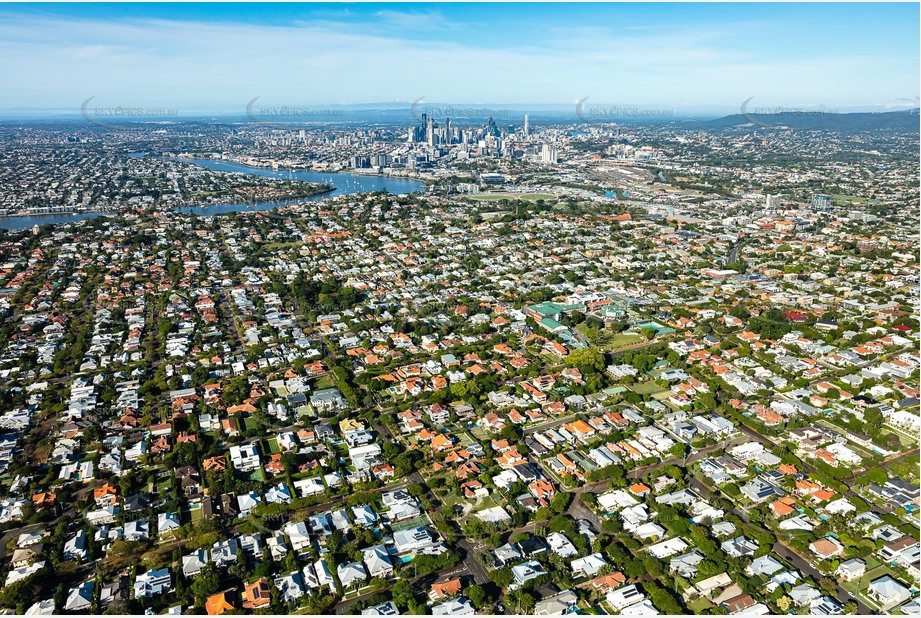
[185,503,203,525]
[241,416,261,433]
[880,428,915,449]
[610,333,645,349]
[470,427,491,441]
[686,597,713,613]
[454,431,475,447]
[263,241,302,252]
[333,442,350,458]
[574,324,645,351]
[436,490,467,516]
[468,495,503,523]
[391,515,431,533]
[469,192,558,202]
[263,436,281,455]
[313,373,337,391]
[576,599,598,615]
[630,381,667,395]
[247,467,267,483]
[831,193,870,206]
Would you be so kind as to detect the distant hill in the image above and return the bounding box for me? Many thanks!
[704,108,919,132]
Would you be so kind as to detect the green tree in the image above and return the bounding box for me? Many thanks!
[467,585,488,610]
[566,347,605,372]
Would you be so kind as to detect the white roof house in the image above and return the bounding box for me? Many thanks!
[431,598,475,616]
[157,512,181,536]
[25,599,56,615]
[534,590,578,615]
[606,585,646,611]
[571,553,607,579]
[274,572,306,604]
[182,549,209,578]
[351,504,378,527]
[362,544,394,579]
[546,532,578,558]
[511,560,547,586]
[789,584,821,606]
[63,529,89,561]
[236,490,261,515]
[314,558,337,593]
[284,521,312,552]
[295,477,327,497]
[646,537,688,559]
[598,489,638,512]
[265,482,293,504]
[124,520,150,542]
[64,582,94,613]
[229,444,260,471]
[362,601,400,615]
[836,558,866,581]
[746,555,784,577]
[211,538,240,568]
[134,567,171,598]
[337,561,368,588]
[867,575,911,609]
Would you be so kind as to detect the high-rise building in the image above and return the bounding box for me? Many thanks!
[540,143,558,164]
[425,117,435,146]
[811,194,833,211]
[486,117,500,138]
[523,114,530,136]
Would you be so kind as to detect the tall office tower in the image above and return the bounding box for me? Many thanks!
[523,114,530,136]
[486,116,500,138]
[426,117,435,146]
[444,117,450,143]
[811,194,833,211]
[541,143,558,164]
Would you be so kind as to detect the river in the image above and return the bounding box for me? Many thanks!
[0,212,112,231]
[0,159,424,230]
[174,159,424,215]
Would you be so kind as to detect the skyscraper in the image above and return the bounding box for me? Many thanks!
[811,194,833,211]
[523,114,530,136]
[426,116,435,146]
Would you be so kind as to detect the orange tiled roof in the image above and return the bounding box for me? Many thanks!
[206,593,235,615]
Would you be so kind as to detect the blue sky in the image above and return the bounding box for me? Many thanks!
[0,3,918,116]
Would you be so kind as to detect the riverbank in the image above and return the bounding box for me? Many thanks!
[0,160,424,230]
[182,158,425,198]
[0,209,110,218]
[184,183,335,209]
[0,211,113,231]
[173,154,430,185]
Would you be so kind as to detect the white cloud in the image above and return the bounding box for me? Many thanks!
[0,13,915,111]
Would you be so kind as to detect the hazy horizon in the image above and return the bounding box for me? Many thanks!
[0,2,918,116]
